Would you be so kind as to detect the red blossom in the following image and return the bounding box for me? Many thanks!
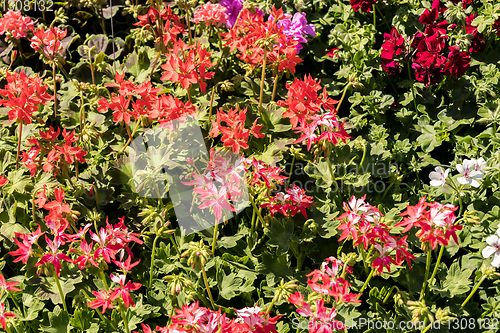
[0,10,34,40]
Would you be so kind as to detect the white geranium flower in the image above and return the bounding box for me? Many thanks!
[429,166,449,187]
[456,159,483,188]
[472,157,488,174]
[482,228,500,268]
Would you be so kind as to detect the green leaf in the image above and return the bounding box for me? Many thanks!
[417,125,441,152]
[217,271,242,300]
[264,219,294,253]
[40,306,73,333]
[5,169,30,194]
[70,308,99,332]
[432,262,472,297]
[35,273,83,305]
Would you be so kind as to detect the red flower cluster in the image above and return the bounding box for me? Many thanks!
[222,7,303,72]
[21,126,87,177]
[0,10,34,40]
[261,184,314,218]
[465,13,486,53]
[350,0,377,12]
[245,157,287,189]
[134,303,281,333]
[0,71,52,125]
[182,149,247,224]
[397,196,462,250]
[88,274,141,312]
[381,0,472,86]
[30,26,67,59]
[209,106,264,154]
[97,72,196,125]
[0,303,16,331]
[160,39,215,93]
[336,195,416,274]
[134,6,185,45]
[193,2,228,26]
[288,257,360,332]
[0,175,8,187]
[277,75,337,128]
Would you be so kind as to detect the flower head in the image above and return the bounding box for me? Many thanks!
[0,11,34,40]
[482,228,500,268]
[429,166,449,187]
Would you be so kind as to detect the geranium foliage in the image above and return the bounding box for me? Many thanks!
[0,0,500,332]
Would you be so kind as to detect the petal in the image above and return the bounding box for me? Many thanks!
[486,235,499,246]
[482,246,497,259]
[491,253,500,268]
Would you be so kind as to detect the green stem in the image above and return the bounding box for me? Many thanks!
[336,83,352,112]
[250,197,266,229]
[250,208,256,234]
[427,245,444,290]
[419,250,432,301]
[266,297,276,315]
[201,264,215,309]
[271,67,279,102]
[15,122,23,170]
[215,25,224,68]
[118,121,141,154]
[53,62,58,119]
[208,83,220,124]
[382,286,399,304]
[374,4,391,30]
[211,222,218,255]
[372,4,376,26]
[407,62,418,113]
[285,154,296,190]
[460,274,486,308]
[421,323,433,333]
[359,246,370,275]
[53,269,68,312]
[258,49,268,117]
[359,268,375,294]
[120,308,131,333]
[100,270,109,291]
[149,234,160,289]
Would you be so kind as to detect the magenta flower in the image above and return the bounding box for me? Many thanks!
[219,0,243,28]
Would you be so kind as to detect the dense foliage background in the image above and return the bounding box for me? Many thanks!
[0,0,500,332]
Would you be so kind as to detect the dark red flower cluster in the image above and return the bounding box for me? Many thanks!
[0,71,52,125]
[160,39,215,93]
[209,106,264,154]
[336,195,416,274]
[381,0,472,86]
[97,72,196,125]
[134,6,185,45]
[135,303,281,333]
[261,184,314,218]
[21,126,87,177]
[465,12,486,53]
[396,196,462,251]
[222,6,303,73]
[350,0,377,12]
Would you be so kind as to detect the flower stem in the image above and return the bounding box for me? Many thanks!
[118,121,141,155]
[15,122,23,170]
[427,244,444,290]
[407,62,418,113]
[150,50,161,79]
[208,83,220,124]
[336,82,352,112]
[88,49,96,86]
[372,4,376,26]
[120,308,131,333]
[124,122,139,152]
[100,270,109,291]
[186,10,193,44]
[285,154,296,190]
[419,250,432,301]
[359,268,375,294]
[461,274,486,308]
[53,62,58,118]
[52,269,68,313]
[249,196,266,229]
[258,49,268,117]
[250,208,256,234]
[211,222,219,255]
[149,234,160,289]
[271,67,279,102]
[201,263,215,309]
